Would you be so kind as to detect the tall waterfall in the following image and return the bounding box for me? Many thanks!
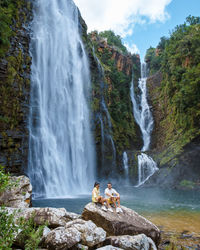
[130,63,158,186]
[28,0,95,198]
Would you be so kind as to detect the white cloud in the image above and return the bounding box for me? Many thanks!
[124,43,140,54]
[73,0,172,37]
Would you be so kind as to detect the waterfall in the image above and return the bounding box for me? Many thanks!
[136,153,158,187]
[28,0,95,198]
[123,152,129,179]
[130,63,154,151]
[130,63,158,186]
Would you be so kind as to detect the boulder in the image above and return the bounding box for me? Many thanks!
[3,207,80,228]
[65,219,106,247]
[44,226,81,249]
[43,218,106,249]
[82,203,160,245]
[0,175,32,208]
[105,234,157,250]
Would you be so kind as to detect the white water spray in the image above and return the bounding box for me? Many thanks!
[130,63,158,186]
[123,152,129,179]
[28,0,95,198]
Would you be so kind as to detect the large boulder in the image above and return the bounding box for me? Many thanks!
[65,219,106,247]
[3,207,80,228]
[82,203,160,246]
[0,175,32,208]
[105,234,157,250]
[44,226,81,249]
[43,218,106,249]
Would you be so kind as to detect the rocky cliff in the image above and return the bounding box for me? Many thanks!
[144,18,200,189]
[0,0,32,174]
[147,72,200,189]
[86,31,142,178]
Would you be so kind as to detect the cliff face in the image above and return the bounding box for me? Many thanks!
[87,32,142,178]
[0,0,32,174]
[147,72,164,151]
[147,73,200,189]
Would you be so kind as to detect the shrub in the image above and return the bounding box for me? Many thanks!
[0,207,18,249]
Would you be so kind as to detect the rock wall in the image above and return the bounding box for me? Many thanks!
[0,0,32,174]
[147,72,200,188]
[86,32,142,178]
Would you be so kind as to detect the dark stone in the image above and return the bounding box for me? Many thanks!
[0,1,32,174]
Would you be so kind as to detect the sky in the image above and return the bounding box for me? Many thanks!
[73,0,200,61]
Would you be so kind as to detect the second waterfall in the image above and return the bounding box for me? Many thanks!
[28,0,95,198]
[130,63,158,186]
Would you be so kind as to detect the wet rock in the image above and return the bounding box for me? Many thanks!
[44,227,81,249]
[106,234,157,250]
[82,203,160,246]
[65,219,106,247]
[0,175,32,208]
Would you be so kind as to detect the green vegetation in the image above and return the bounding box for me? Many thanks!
[0,208,45,249]
[0,0,32,171]
[98,30,128,54]
[0,0,15,57]
[89,30,141,154]
[0,207,17,249]
[0,167,45,249]
[146,16,200,163]
[17,216,46,249]
[179,180,195,189]
[0,164,13,193]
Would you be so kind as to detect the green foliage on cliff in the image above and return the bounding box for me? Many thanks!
[146,16,200,164]
[0,0,15,57]
[0,0,31,171]
[100,55,137,150]
[132,54,141,83]
[0,0,32,57]
[88,31,141,156]
[99,30,128,54]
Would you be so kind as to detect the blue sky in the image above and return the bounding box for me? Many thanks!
[124,0,200,60]
[74,0,200,61]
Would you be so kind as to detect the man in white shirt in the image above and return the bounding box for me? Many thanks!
[105,182,123,213]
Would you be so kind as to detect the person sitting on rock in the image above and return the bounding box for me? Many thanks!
[92,182,112,212]
[105,182,123,213]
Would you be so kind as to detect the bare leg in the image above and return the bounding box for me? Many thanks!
[110,197,117,208]
[116,197,120,207]
[97,196,104,205]
[102,198,111,208]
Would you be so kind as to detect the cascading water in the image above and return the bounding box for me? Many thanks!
[130,63,158,186]
[137,153,158,186]
[28,0,95,198]
[123,152,129,179]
